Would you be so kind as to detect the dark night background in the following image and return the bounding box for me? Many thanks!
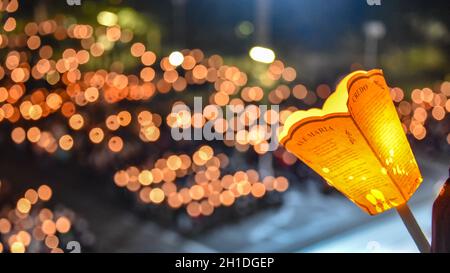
[0,0,448,253]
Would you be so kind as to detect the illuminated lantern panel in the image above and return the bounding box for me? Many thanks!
[279,70,423,215]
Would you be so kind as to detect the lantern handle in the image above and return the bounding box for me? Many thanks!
[396,203,430,253]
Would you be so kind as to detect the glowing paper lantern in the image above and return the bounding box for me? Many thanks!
[279,69,429,251]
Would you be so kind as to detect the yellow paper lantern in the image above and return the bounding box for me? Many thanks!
[279,69,423,215]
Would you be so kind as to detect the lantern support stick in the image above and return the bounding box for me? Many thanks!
[396,203,430,253]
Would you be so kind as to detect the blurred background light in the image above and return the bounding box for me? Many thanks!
[168,51,184,66]
[249,46,276,63]
[97,11,118,27]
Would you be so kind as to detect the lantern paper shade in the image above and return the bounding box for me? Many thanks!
[278,69,423,215]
